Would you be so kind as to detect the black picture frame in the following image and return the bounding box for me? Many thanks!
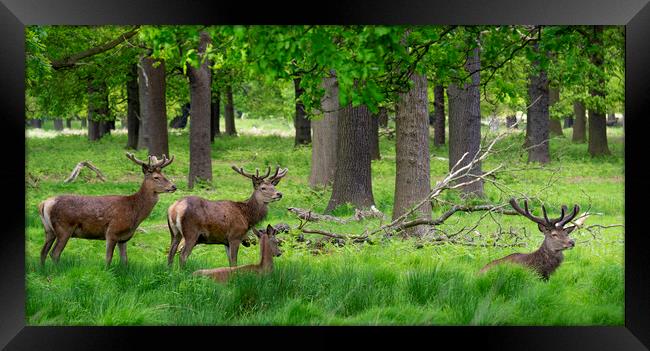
[2,0,649,349]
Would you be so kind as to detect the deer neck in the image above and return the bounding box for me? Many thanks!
[131,181,159,224]
[258,234,273,271]
[244,194,269,227]
[532,240,564,262]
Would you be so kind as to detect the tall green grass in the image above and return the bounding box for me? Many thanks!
[25,122,624,325]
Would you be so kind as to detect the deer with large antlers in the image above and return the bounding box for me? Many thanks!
[167,165,288,268]
[479,198,587,280]
[193,224,282,283]
[38,153,176,266]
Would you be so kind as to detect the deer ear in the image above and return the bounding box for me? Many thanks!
[141,165,151,174]
[266,224,275,235]
[538,223,548,233]
[252,228,262,238]
[565,225,577,235]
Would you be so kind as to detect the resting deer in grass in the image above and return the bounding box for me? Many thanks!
[480,198,587,280]
[167,165,288,268]
[193,224,282,282]
[38,153,176,266]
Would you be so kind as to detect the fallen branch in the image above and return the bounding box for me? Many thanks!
[64,161,106,183]
[288,205,385,224]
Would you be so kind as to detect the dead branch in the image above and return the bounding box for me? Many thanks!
[64,161,107,183]
[288,205,385,224]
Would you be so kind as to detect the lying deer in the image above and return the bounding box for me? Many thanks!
[167,165,288,267]
[479,198,587,280]
[193,224,281,282]
[38,153,176,266]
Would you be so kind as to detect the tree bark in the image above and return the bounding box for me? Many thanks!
[526,40,550,164]
[572,101,586,143]
[378,107,388,128]
[433,84,446,146]
[224,85,236,136]
[447,46,484,197]
[126,63,140,149]
[587,26,611,156]
[548,86,564,137]
[65,119,72,129]
[293,77,311,146]
[29,119,42,128]
[138,56,169,158]
[564,116,574,128]
[80,117,86,128]
[211,91,220,141]
[87,80,109,141]
[187,31,213,189]
[506,115,518,128]
[309,75,339,188]
[53,119,64,131]
[393,73,431,237]
[369,112,380,160]
[326,103,375,212]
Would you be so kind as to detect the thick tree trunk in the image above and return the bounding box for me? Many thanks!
[588,26,611,156]
[99,121,111,136]
[29,119,42,128]
[564,116,574,128]
[138,56,169,157]
[87,80,108,141]
[447,46,484,197]
[326,103,375,212]
[224,85,236,136]
[187,31,213,189]
[53,119,64,131]
[369,112,381,160]
[548,87,564,137]
[393,73,431,237]
[433,84,446,146]
[572,101,586,143]
[526,41,550,163]
[378,107,388,128]
[126,63,140,149]
[211,91,220,141]
[293,77,311,146]
[309,75,339,188]
[65,119,72,129]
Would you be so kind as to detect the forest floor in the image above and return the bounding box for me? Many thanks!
[25,119,624,325]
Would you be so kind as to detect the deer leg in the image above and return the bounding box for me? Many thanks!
[49,224,71,264]
[228,239,242,267]
[167,216,182,267]
[117,241,128,265]
[179,234,198,268]
[224,244,231,263]
[105,239,117,266]
[40,230,56,266]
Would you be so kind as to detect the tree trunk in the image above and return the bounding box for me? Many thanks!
[126,63,140,149]
[572,101,587,143]
[187,31,213,189]
[433,84,446,146]
[393,73,431,237]
[293,77,311,146]
[224,85,236,136]
[587,26,611,156]
[53,119,64,131]
[326,103,375,212]
[506,115,518,128]
[99,121,111,136]
[369,112,381,160]
[65,119,72,128]
[526,40,550,163]
[29,119,42,128]
[564,116,573,128]
[138,56,169,158]
[87,80,109,141]
[211,91,220,141]
[447,46,484,197]
[548,86,564,136]
[378,107,388,128]
[309,75,339,188]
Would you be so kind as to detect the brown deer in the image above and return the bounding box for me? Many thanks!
[38,153,176,266]
[479,198,586,280]
[167,165,288,268]
[193,224,282,282]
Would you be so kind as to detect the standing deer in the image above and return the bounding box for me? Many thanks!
[479,198,586,280]
[193,224,282,282]
[38,153,176,266]
[167,165,288,267]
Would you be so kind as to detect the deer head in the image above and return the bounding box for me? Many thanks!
[509,198,580,252]
[126,153,176,193]
[253,224,282,257]
[231,165,288,203]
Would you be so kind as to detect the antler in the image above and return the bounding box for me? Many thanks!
[556,204,580,228]
[126,152,149,167]
[509,198,550,227]
[268,166,288,185]
[150,154,174,169]
[231,165,258,180]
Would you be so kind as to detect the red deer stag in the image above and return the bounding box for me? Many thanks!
[193,224,282,282]
[38,153,176,266]
[479,198,585,280]
[167,165,288,267]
